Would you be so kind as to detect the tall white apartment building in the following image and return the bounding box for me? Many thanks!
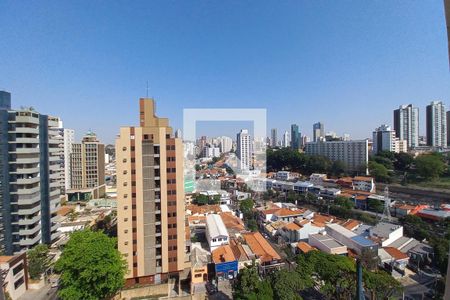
[393,104,419,149]
[426,101,447,147]
[217,136,233,153]
[63,128,74,192]
[282,131,290,148]
[236,129,251,170]
[0,91,61,255]
[305,140,369,173]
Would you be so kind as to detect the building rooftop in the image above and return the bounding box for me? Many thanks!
[274,208,303,217]
[342,219,361,231]
[351,235,377,247]
[220,212,245,232]
[297,242,316,253]
[212,245,236,263]
[284,222,302,231]
[206,214,229,238]
[310,233,345,249]
[383,247,409,261]
[326,223,356,238]
[243,232,281,262]
[370,222,402,239]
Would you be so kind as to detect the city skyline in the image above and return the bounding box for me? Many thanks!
[1,1,449,143]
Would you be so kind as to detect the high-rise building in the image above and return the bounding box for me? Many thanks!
[447,111,450,147]
[313,122,324,142]
[217,136,233,153]
[426,101,447,147]
[393,104,419,149]
[62,127,74,192]
[305,140,369,173]
[290,124,300,150]
[236,129,251,170]
[372,125,406,154]
[67,131,105,201]
[117,98,186,285]
[282,131,290,148]
[175,129,182,139]
[0,91,61,255]
[270,128,277,148]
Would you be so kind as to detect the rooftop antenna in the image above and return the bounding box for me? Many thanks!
[380,186,391,222]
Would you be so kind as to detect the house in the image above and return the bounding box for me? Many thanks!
[0,253,28,300]
[296,241,317,255]
[379,247,409,276]
[190,244,210,288]
[211,245,238,280]
[369,222,403,247]
[230,239,256,270]
[220,212,245,236]
[390,204,417,217]
[309,233,347,255]
[342,219,361,231]
[206,214,229,251]
[276,171,291,181]
[352,176,375,193]
[243,232,284,272]
[278,219,323,243]
[272,208,305,222]
[416,208,450,221]
[309,173,327,186]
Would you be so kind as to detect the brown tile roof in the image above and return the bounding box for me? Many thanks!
[297,242,316,253]
[274,208,303,217]
[212,245,236,263]
[261,208,280,216]
[58,206,73,216]
[220,212,245,232]
[243,232,281,262]
[353,176,373,182]
[342,219,361,231]
[384,247,409,260]
[187,204,221,215]
[229,239,249,262]
[0,256,14,264]
[283,222,301,231]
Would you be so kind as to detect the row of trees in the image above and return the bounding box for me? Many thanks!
[234,251,402,300]
[267,148,355,176]
[192,193,221,205]
[369,151,450,183]
[240,199,258,232]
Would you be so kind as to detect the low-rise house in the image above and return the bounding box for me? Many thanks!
[0,253,28,300]
[264,220,287,237]
[230,239,256,270]
[190,244,210,289]
[272,208,305,222]
[206,214,229,251]
[352,176,375,193]
[309,233,347,255]
[211,245,238,280]
[276,171,291,181]
[309,173,327,186]
[278,219,323,243]
[296,241,317,255]
[369,222,403,247]
[378,247,409,276]
[342,219,361,231]
[416,208,450,221]
[243,232,284,273]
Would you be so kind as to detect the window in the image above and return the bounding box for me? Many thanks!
[12,263,23,276]
[14,277,24,289]
[122,147,127,151]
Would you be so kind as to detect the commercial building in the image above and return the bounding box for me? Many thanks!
[290,124,300,150]
[67,131,105,201]
[426,101,447,147]
[369,222,403,247]
[270,128,277,147]
[326,224,377,255]
[117,98,186,285]
[313,122,324,142]
[236,129,251,170]
[211,245,238,280]
[0,91,61,255]
[305,140,369,173]
[393,104,419,148]
[308,233,347,255]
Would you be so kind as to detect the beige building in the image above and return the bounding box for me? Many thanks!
[67,132,105,201]
[0,253,28,300]
[116,98,186,286]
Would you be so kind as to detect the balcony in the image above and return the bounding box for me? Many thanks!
[12,167,40,175]
[14,115,39,125]
[13,186,40,195]
[18,205,41,216]
[19,233,41,247]
[17,193,40,205]
[10,127,39,134]
[13,148,39,154]
[16,177,40,185]
[12,138,39,144]
[13,156,40,164]
[18,215,40,226]
[19,224,41,236]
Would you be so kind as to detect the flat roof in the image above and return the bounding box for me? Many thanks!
[370,222,402,238]
[351,235,377,247]
[310,234,345,249]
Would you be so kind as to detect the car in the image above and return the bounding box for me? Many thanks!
[206,282,218,295]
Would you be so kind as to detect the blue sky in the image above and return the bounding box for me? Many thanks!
[1,1,449,143]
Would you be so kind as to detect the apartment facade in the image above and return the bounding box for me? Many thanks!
[62,128,74,192]
[270,128,277,147]
[117,98,186,285]
[313,122,324,142]
[372,124,406,154]
[0,91,61,255]
[290,124,300,150]
[68,132,105,200]
[393,104,419,149]
[305,140,369,173]
[426,101,447,148]
[236,129,251,170]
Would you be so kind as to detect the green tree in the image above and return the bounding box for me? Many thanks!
[368,161,390,182]
[367,198,384,213]
[415,154,446,179]
[334,196,354,210]
[28,244,50,280]
[55,230,126,300]
[330,160,346,177]
[234,264,273,300]
[239,199,254,218]
[210,194,221,205]
[394,152,414,171]
[193,194,209,205]
[363,270,402,299]
[270,269,306,300]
